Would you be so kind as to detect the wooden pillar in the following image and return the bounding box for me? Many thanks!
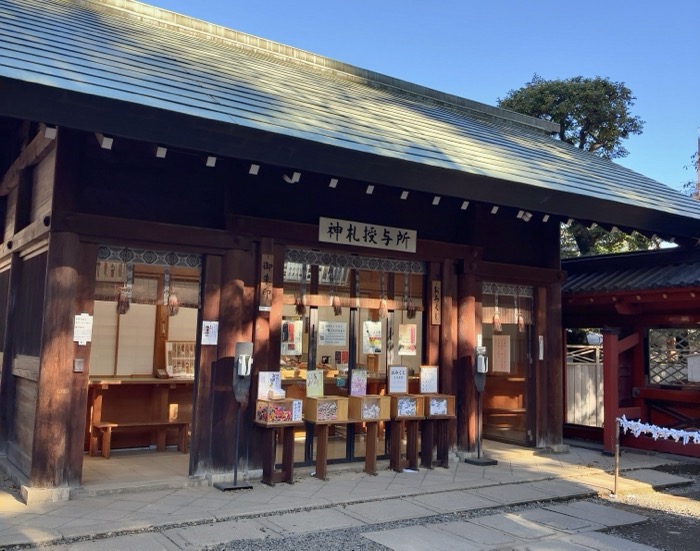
[602,329,620,455]
[456,264,477,451]
[211,247,256,473]
[0,253,21,449]
[544,281,564,448]
[30,232,86,487]
[189,254,221,476]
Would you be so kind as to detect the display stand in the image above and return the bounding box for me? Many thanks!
[389,419,420,472]
[256,420,303,486]
[306,419,334,480]
[420,394,456,469]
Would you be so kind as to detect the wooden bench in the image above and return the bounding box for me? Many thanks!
[90,421,189,459]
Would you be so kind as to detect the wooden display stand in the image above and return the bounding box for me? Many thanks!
[389,394,425,472]
[348,395,391,475]
[420,394,456,469]
[304,396,348,480]
[255,419,304,486]
[254,398,303,486]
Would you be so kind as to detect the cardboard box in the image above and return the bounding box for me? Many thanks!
[348,395,391,421]
[304,396,349,422]
[390,394,425,419]
[423,394,455,418]
[255,399,303,424]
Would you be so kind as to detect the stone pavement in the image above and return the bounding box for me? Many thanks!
[0,441,693,550]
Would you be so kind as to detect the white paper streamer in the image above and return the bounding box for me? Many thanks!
[617,415,700,445]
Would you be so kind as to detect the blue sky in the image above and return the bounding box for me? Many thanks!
[147,0,699,191]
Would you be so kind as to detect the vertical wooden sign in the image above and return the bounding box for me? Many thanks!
[431,280,441,325]
[259,254,273,312]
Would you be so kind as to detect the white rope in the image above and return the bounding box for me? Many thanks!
[617,415,700,445]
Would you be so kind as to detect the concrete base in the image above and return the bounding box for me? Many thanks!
[464,456,498,466]
[206,469,261,487]
[536,444,571,455]
[21,485,70,505]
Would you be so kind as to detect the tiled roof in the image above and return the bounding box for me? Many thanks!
[2,0,700,238]
[562,248,700,294]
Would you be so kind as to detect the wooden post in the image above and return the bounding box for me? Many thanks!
[0,253,21,449]
[456,263,477,452]
[189,254,221,476]
[30,232,86,487]
[602,329,620,455]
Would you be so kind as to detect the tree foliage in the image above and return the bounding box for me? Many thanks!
[499,74,652,256]
[498,74,644,160]
[560,222,661,259]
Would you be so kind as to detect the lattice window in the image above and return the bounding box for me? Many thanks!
[648,329,700,384]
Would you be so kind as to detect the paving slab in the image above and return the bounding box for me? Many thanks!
[621,468,693,490]
[162,517,275,548]
[406,489,501,514]
[565,531,661,550]
[517,507,606,533]
[0,526,63,548]
[336,497,439,524]
[543,500,648,528]
[530,478,598,500]
[433,519,521,547]
[469,480,557,505]
[469,511,560,540]
[258,506,365,535]
[362,524,481,550]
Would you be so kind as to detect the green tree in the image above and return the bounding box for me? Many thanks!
[498,74,644,159]
[499,74,651,256]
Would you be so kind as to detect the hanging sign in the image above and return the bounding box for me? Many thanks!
[259,254,273,312]
[493,335,511,373]
[319,321,347,346]
[431,280,441,325]
[398,324,417,356]
[319,217,416,253]
[363,320,382,353]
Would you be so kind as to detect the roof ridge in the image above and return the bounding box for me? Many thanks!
[68,0,560,134]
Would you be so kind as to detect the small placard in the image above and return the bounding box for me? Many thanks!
[350,369,368,396]
[388,365,408,394]
[73,313,93,345]
[257,371,281,400]
[420,366,438,393]
[306,370,324,397]
[201,321,219,345]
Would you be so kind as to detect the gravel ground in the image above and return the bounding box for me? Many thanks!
[599,463,700,551]
[210,463,700,551]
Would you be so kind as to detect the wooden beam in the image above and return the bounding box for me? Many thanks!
[0,127,55,196]
[50,210,242,253]
[0,212,52,258]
